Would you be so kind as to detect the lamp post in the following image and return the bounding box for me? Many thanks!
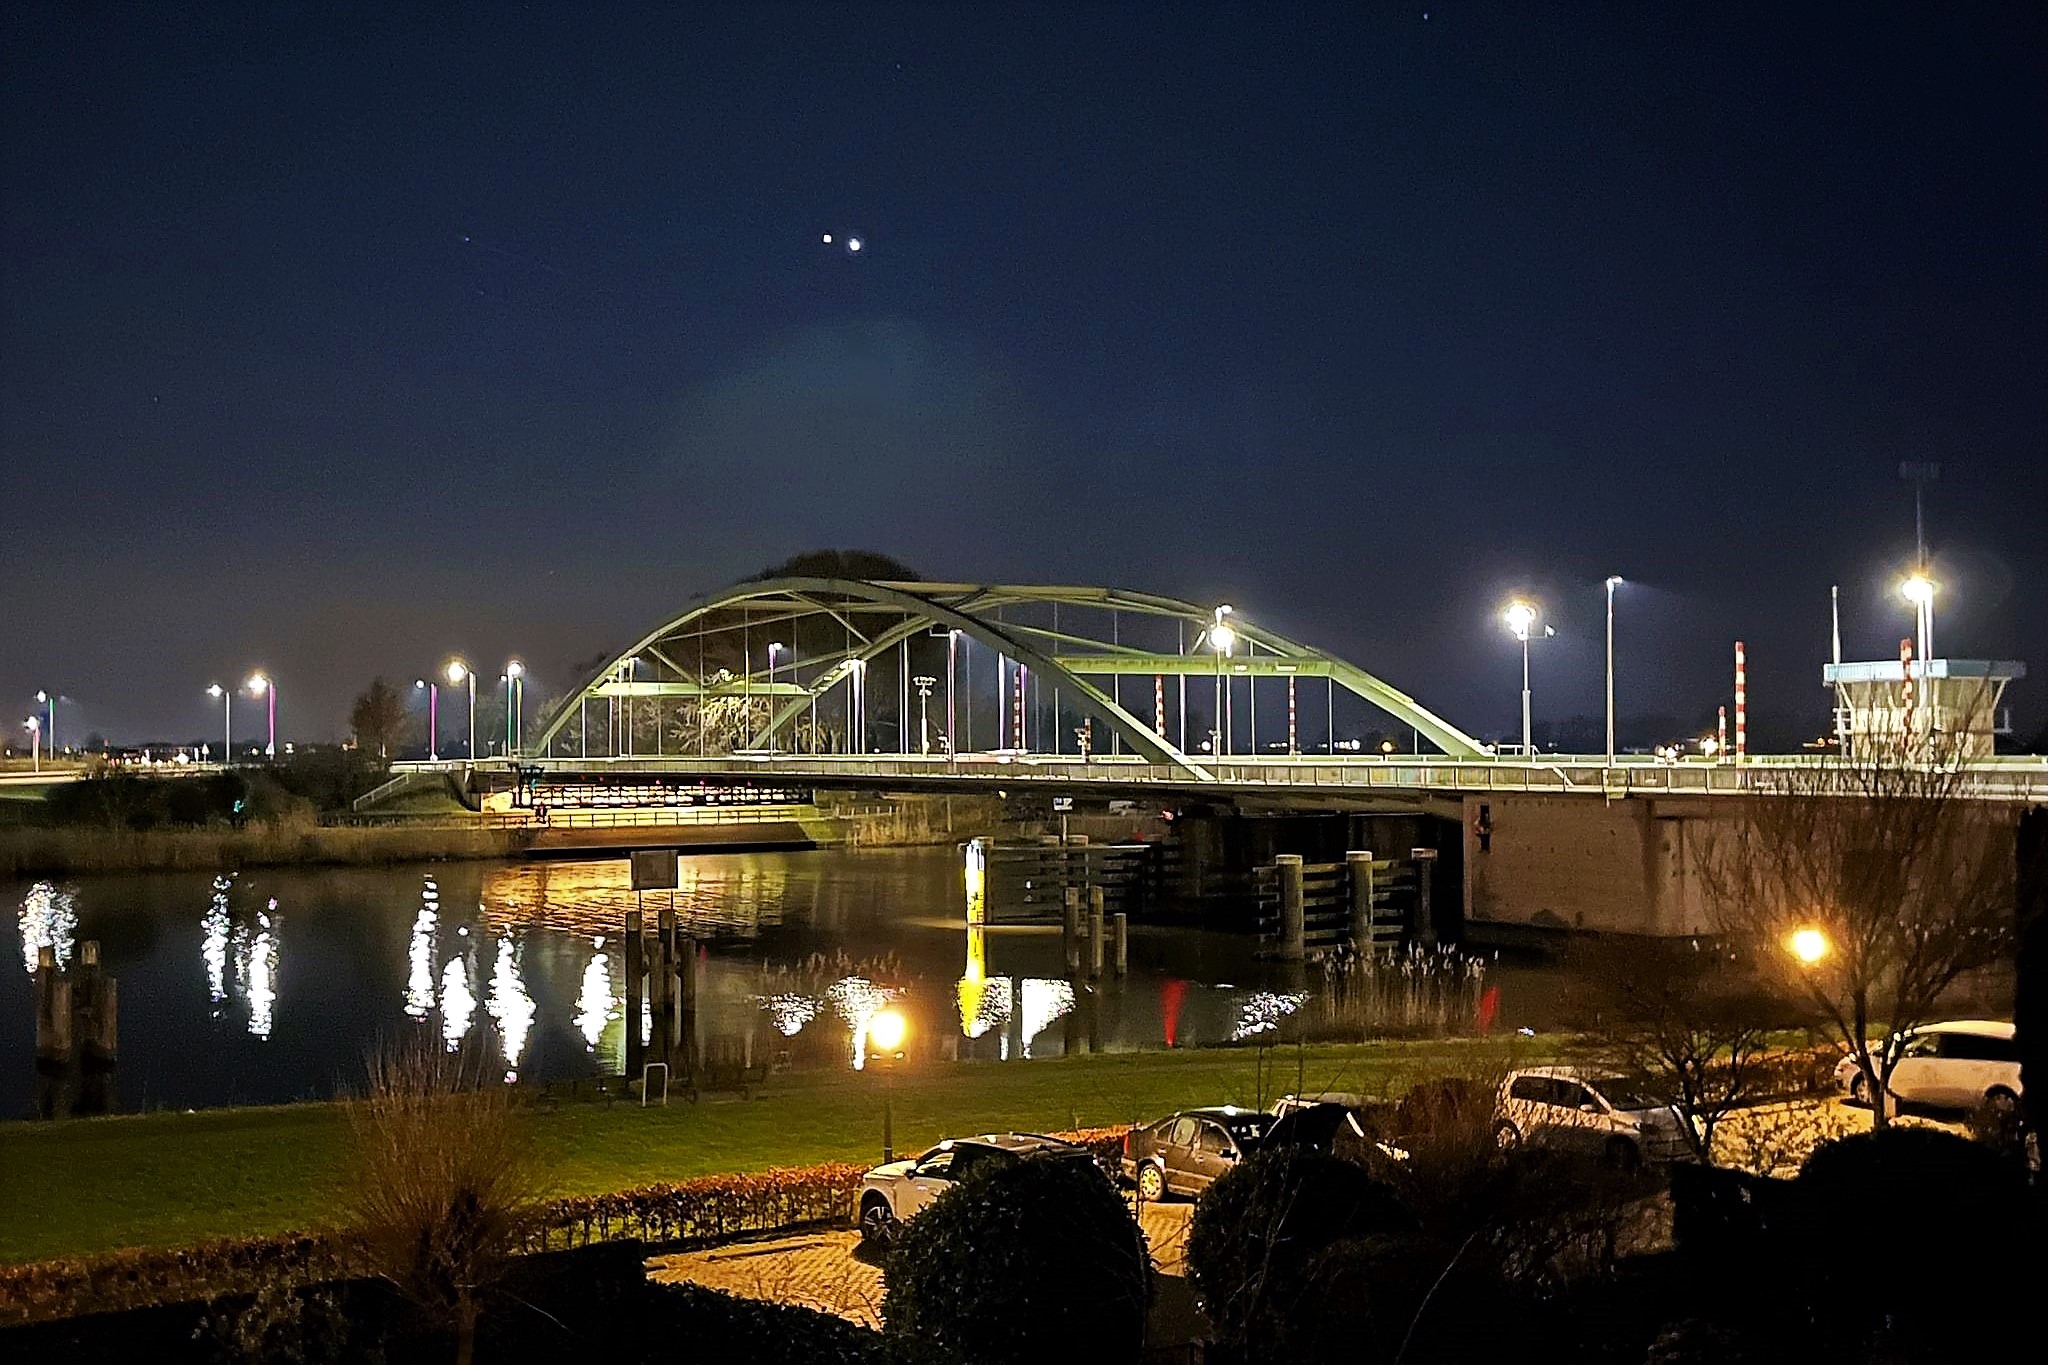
[445,661,475,760]
[867,1008,908,1160]
[1900,571,1936,669]
[414,680,439,760]
[912,675,936,755]
[1201,605,1236,757]
[1604,577,1624,767]
[766,643,785,751]
[206,684,231,764]
[1503,602,1538,756]
[22,716,39,772]
[503,660,524,757]
[946,630,960,762]
[849,658,867,755]
[34,690,54,757]
[245,673,275,759]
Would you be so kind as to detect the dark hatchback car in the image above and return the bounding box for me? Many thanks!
[1121,1106,1275,1200]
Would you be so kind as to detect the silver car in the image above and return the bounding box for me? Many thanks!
[1494,1067,1692,1168]
[856,1132,1091,1243]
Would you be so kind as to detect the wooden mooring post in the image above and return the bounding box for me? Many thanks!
[1088,887,1107,979]
[1275,854,1306,962]
[33,947,73,1120]
[623,909,645,1079]
[73,942,118,1116]
[1346,850,1376,953]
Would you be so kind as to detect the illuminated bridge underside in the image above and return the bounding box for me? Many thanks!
[529,578,1488,782]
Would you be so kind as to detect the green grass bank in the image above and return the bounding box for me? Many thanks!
[0,1037,1551,1264]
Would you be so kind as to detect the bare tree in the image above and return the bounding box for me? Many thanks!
[1565,942,1785,1164]
[1697,723,2016,1128]
[349,677,413,761]
[343,1044,546,1365]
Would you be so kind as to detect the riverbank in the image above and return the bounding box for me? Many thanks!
[0,823,536,878]
[0,1036,1550,1263]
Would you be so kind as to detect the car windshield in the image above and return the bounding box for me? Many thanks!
[1591,1079,1665,1112]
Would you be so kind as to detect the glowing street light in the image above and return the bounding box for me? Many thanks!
[22,715,40,772]
[446,660,476,761]
[414,679,439,761]
[1501,601,1545,756]
[206,683,231,764]
[867,1007,908,1161]
[503,660,525,756]
[33,690,55,757]
[245,673,275,759]
[1788,927,1831,966]
[1899,571,1937,683]
[767,643,786,751]
[1200,606,1236,758]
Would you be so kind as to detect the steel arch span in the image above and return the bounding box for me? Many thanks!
[528,578,1486,778]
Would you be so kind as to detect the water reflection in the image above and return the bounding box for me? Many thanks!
[245,903,279,1041]
[763,993,821,1036]
[486,936,535,1075]
[1231,989,1307,1042]
[405,882,438,1020]
[827,976,890,1069]
[574,939,617,1052]
[18,881,77,974]
[1017,978,1075,1058]
[202,876,231,1009]
[440,953,475,1051]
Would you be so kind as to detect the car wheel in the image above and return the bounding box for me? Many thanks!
[1492,1121,1521,1151]
[1137,1163,1166,1202]
[1984,1088,2019,1117]
[859,1195,897,1245]
[1604,1137,1642,1174]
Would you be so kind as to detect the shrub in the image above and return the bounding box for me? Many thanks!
[642,1282,884,1365]
[883,1153,1149,1365]
[1186,1147,1411,1358]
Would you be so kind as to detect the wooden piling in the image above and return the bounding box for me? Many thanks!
[1276,854,1306,962]
[1112,912,1129,977]
[34,947,73,1121]
[1063,887,1082,973]
[623,910,644,1078]
[1088,887,1106,979]
[1346,850,1376,954]
[1412,847,1440,948]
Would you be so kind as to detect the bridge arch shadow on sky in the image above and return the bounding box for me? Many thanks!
[529,578,1485,781]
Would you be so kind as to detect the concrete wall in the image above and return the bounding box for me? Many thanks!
[1463,793,1725,937]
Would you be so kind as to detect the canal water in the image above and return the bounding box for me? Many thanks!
[6,848,1563,1118]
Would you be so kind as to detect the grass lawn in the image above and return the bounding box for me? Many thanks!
[0,1036,1553,1264]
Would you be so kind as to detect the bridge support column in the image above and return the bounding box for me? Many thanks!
[1346,850,1376,955]
[1276,854,1306,962]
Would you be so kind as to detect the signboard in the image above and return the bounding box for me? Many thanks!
[630,850,680,890]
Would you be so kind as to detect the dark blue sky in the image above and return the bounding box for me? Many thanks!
[5,3,2044,746]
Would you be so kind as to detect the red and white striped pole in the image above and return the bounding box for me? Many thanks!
[1154,674,1166,738]
[1733,642,1747,764]
[1716,705,1727,761]
[1899,637,1915,720]
[1013,663,1027,750]
[1287,676,1298,755]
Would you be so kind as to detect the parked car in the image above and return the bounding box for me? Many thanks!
[1121,1106,1275,1200]
[1834,1020,2021,1115]
[1493,1067,1691,1169]
[856,1132,1094,1243]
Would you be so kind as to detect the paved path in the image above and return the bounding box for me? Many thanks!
[646,1200,1194,1330]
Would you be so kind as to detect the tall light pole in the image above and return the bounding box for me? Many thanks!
[503,660,524,756]
[767,642,785,750]
[23,716,40,772]
[849,658,867,754]
[446,661,475,760]
[207,683,231,763]
[246,673,275,759]
[1603,577,1623,767]
[1503,602,1538,756]
[912,675,936,754]
[945,630,960,761]
[1200,605,1236,757]
[34,690,54,757]
[1900,572,1937,735]
[415,679,438,760]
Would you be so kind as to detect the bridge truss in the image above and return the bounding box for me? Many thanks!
[528,578,1487,780]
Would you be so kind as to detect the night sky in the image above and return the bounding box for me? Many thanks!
[5,3,2044,748]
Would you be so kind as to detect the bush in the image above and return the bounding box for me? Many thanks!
[1186,1147,1412,1358]
[641,1282,884,1365]
[883,1154,1149,1365]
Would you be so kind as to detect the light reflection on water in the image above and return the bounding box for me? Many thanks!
[1,849,1567,1117]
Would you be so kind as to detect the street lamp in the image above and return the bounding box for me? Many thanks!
[1603,576,1624,767]
[766,643,785,751]
[34,690,54,757]
[912,675,936,754]
[1200,606,1236,757]
[503,660,525,756]
[1788,927,1830,966]
[22,716,40,772]
[414,679,439,760]
[245,673,275,759]
[848,658,867,755]
[867,1008,908,1160]
[446,660,475,760]
[1900,570,1936,667]
[1502,601,1540,756]
[206,684,231,764]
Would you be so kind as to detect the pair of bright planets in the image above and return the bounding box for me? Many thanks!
[821,233,863,253]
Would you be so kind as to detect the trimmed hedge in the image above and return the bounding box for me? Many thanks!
[0,1125,1132,1326]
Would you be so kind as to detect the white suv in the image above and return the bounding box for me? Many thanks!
[856,1133,1092,1243]
[1834,1020,2021,1116]
[1494,1067,1691,1168]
